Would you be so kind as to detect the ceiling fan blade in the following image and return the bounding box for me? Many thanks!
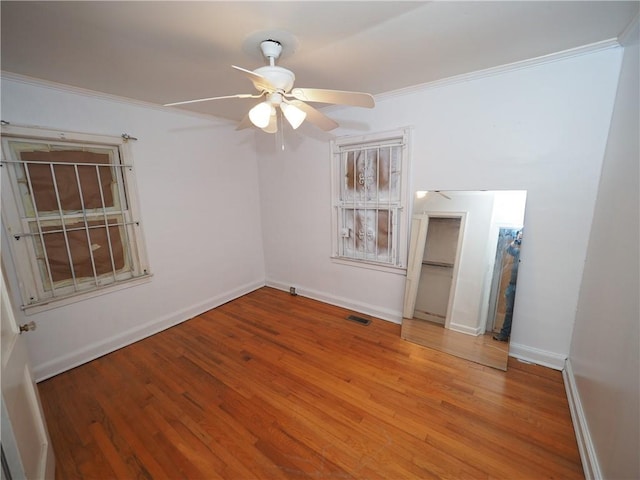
[232,65,275,92]
[289,88,375,108]
[163,93,260,107]
[235,113,253,131]
[289,100,339,131]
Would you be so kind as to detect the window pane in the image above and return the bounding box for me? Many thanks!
[15,146,118,216]
[342,146,401,202]
[342,208,392,261]
[31,218,127,289]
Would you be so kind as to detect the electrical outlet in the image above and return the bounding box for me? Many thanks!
[289,287,297,296]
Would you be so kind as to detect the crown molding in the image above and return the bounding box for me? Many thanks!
[376,38,622,102]
[1,36,624,117]
[618,12,639,47]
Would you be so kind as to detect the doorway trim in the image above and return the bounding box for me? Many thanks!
[403,211,467,330]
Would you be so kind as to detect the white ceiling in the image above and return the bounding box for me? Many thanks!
[1,1,638,124]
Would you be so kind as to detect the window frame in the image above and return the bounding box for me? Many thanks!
[330,128,411,273]
[1,124,151,314]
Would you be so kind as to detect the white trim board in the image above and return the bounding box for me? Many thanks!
[32,280,265,382]
[4,38,621,123]
[0,71,235,124]
[508,341,567,370]
[265,279,402,325]
[376,39,621,103]
[563,358,601,480]
[267,279,573,371]
[448,322,484,336]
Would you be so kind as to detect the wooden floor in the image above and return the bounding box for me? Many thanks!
[401,317,510,370]
[38,287,584,479]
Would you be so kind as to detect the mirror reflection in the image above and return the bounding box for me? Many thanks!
[401,190,526,370]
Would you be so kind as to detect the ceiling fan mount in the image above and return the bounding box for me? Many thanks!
[164,37,375,134]
[259,39,283,62]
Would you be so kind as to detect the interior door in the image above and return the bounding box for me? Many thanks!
[1,271,55,479]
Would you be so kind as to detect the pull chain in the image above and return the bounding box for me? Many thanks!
[278,109,285,151]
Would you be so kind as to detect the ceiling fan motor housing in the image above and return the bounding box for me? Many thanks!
[253,66,295,93]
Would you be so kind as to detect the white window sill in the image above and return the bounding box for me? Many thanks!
[22,274,153,315]
[330,256,407,275]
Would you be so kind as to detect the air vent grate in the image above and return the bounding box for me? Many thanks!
[346,315,371,326]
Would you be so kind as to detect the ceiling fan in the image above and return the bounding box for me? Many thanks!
[417,191,452,201]
[164,39,375,133]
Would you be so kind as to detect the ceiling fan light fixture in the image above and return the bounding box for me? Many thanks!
[281,102,306,129]
[249,101,273,128]
[262,113,278,133]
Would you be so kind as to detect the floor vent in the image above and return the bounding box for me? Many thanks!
[346,315,371,326]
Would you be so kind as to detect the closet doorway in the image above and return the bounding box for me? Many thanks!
[405,213,464,328]
[411,216,462,327]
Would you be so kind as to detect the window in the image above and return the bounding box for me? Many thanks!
[331,128,410,270]
[1,125,150,313]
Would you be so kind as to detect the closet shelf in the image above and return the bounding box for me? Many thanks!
[422,260,454,268]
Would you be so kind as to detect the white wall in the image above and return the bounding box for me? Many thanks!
[567,21,639,480]
[1,76,266,380]
[258,47,623,368]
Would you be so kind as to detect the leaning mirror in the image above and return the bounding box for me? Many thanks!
[401,190,527,370]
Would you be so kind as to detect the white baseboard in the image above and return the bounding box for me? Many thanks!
[448,322,483,336]
[563,358,601,480]
[265,279,403,324]
[33,280,265,382]
[34,277,576,383]
[508,341,567,370]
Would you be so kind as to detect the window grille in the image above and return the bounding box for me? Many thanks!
[1,125,150,311]
[331,129,410,269]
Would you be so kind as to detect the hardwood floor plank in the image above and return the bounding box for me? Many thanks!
[38,287,583,479]
[95,396,177,480]
[88,422,146,480]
